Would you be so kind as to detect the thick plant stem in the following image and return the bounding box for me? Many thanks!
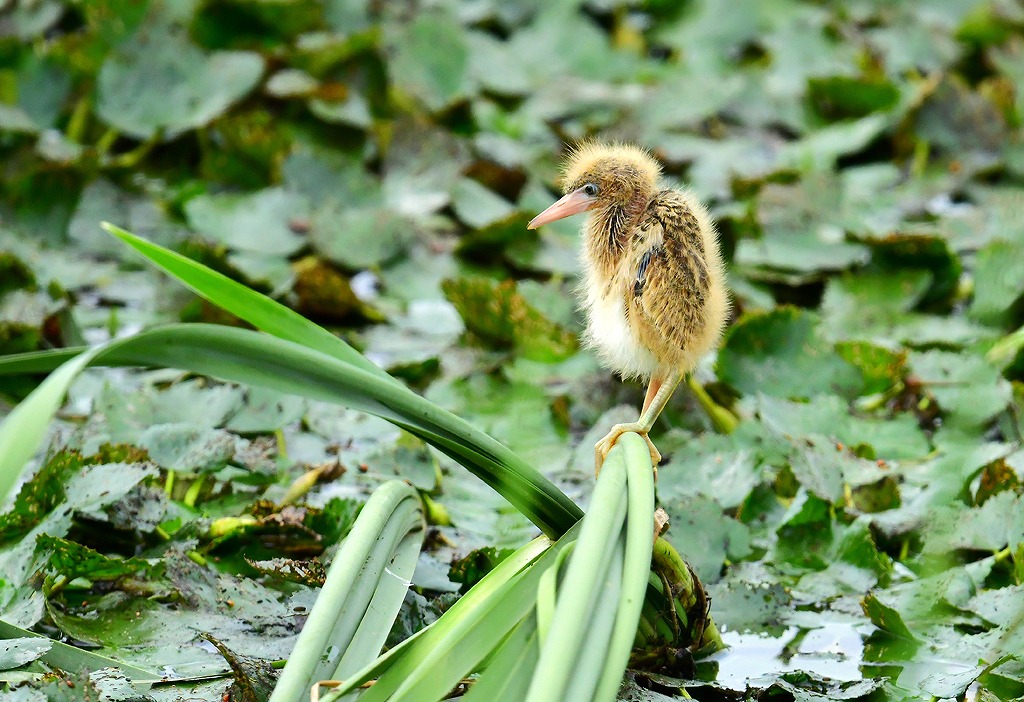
[686,375,739,434]
[632,537,724,672]
[652,537,723,651]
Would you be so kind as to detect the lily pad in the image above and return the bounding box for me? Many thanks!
[0,637,52,671]
[309,204,413,270]
[96,26,264,140]
[184,187,308,256]
[387,10,471,113]
[441,276,577,362]
[971,239,1024,326]
[718,307,864,400]
[909,350,1011,431]
[662,494,752,583]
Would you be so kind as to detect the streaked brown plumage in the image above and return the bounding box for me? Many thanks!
[528,142,729,473]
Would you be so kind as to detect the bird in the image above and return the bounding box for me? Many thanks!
[527,142,730,474]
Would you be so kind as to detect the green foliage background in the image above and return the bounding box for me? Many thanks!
[1,0,1024,699]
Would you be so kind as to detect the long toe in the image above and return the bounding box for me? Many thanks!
[594,424,629,475]
[643,434,662,467]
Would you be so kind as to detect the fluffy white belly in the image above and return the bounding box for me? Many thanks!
[584,288,658,380]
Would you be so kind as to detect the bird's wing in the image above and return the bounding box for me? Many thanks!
[629,192,711,351]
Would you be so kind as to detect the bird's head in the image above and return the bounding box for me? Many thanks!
[527,142,661,230]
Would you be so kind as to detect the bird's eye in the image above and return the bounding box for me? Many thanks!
[583,183,599,197]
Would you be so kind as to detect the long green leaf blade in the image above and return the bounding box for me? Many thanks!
[0,325,583,536]
[0,619,156,681]
[269,481,424,702]
[102,222,394,382]
[0,349,101,501]
[320,534,557,700]
[594,432,656,701]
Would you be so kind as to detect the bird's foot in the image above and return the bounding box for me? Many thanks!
[594,423,661,477]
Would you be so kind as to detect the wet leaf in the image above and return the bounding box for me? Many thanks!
[138,424,236,472]
[448,547,515,590]
[787,435,845,504]
[441,276,577,362]
[0,446,150,544]
[0,252,35,295]
[35,534,159,584]
[708,577,790,633]
[70,179,187,258]
[808,75,900,119]
[861,593,919,642]
[718,307,864,400]
[910,350,1011,431]
[0,637,51,671]
[451,178,515,230]
[971,239,1024,326]
[753,394,931,461]
[387,10,471,113]
[184,187,307,256]
[308,204,413,270]
[835,341,907,397]
[662,495,751,583]
[203,634,278,702]
[96,26,264,140]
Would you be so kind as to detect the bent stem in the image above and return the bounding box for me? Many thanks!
[632,536,723,670]
[686,375,739,434]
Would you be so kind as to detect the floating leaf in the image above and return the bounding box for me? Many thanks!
[971,239,1024,326]
[96,26,264,139]
[0,637,51,671]
[387,10,471,113]
[35,534,159,584]
[861,592,919,642]
[910,350,1011,431]
[441,277,577,362]
[661,495,751,583]
[309,204,413,270]
[718,307,864,400]
[808,75,901,119]
[184,187,308,256]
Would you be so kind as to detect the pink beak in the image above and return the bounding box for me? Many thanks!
[527,188,598,229]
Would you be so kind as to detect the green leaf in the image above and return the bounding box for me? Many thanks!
[449,547,516,590]
[69,179,186,257]
[0,620,155,679]
[910,350,1010,430]
[184,188,308,256]
[971,239,1024,326]
[754,394,932,460]
[0,324,582,539]
[661,495,751,583]
[102,223,390,381]
[309,204,413,270]
[835,341,907,396]
[387,10,471,112]
[451,178,515,230]
[735,229,870,281]
[441,277,578,362]
[269,481,424,701]
[0,637,52,671]
[96,27,264,139]
[718,307,864,400]
[861,592,920,642]
[35,534,159,583]
[0,252,36,295]
[787,435,846,504]
[808,75,900,119]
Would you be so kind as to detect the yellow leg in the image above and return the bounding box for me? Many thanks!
[595,371,682,476]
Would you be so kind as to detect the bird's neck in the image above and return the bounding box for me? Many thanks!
[585,193,652,269]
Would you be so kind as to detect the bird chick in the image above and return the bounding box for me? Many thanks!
[528,142,729,474]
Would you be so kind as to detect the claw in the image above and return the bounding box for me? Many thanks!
[594,423,661,478]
